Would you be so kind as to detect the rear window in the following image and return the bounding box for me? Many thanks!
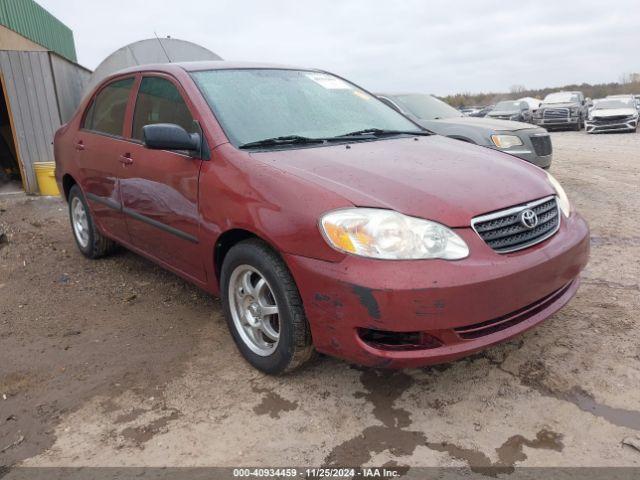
[132,77,196,141]
[83,77,134,136]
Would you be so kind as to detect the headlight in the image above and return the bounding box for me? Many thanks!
[319,208,469,260]
[570,107,580,115]
[491,134,523,149]
[546,172,571,217]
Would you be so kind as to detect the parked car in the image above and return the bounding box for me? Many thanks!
[468,105,494,117]
[586,96,638,133]
[377,93,552,168]
[607,94,640,113]
[55,62,589,374]
[533,91,589,130]
[459,106,484,116]
[486,100,532,123]
[518,97,543,113]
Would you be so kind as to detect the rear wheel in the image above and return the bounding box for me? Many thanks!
[68,185,116,259]
[220,239,314,374]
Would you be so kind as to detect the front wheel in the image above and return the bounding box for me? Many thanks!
[220,239,314,374]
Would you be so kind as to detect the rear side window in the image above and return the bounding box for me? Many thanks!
[132,77,195,141]
[83,77,134,136]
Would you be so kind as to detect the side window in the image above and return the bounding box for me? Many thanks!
[82,77,134,136]
[132,77,195,141]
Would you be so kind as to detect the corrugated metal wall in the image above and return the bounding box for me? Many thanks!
[50,53,90,123]
[0,50,60,193]
[0,50,90,193]
[0,0,77,62]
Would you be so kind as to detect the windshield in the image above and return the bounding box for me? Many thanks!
[594,99,635,110]
[543,92,580,104]
[387,94,463,120]
[494,101,522,111]
[191,69,421,146]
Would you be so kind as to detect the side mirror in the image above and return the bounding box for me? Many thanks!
[143,123,201,152]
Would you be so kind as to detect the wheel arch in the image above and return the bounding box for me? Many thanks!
[213,228,280,283]
[62,173,78,200]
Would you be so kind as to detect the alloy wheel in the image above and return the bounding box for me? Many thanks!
[228,265,280,356]
[71,196,90,248]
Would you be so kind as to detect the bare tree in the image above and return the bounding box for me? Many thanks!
[509,84,526,94]
[619,72,640,84]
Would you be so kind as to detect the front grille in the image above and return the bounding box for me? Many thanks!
[454,281,573,339]
[543,108,569,119]
[591,116,633,125]
[530,135,552,156]
[472,196,560,253]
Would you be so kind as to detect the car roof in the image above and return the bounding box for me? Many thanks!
[376,93,438,99]
[112,60,318,77]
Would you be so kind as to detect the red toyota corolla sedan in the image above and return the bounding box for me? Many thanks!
[54,62,589,374]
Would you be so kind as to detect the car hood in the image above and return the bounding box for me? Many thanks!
[250,136,553,227]
[429,116,533,132]
[591,108,637,118]
[487,110,518,116]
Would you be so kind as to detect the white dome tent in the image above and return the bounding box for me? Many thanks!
[84,38,222,95]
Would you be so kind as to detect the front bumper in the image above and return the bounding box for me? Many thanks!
[285,212,589,368]
[500,149,552,169]
[585,117,638,133]
[534,117,580,128]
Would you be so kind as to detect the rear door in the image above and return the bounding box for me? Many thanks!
[75,76,136,242]
[119,74,206,282]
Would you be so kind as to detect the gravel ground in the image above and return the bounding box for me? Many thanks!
[0,131,639,471]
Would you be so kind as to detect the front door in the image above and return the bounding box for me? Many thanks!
[119,75,206,282]
[76,76,135,242]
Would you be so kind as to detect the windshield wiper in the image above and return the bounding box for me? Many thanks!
[333,128,431,138]
[239,135,326,149]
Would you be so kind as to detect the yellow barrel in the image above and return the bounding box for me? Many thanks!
[34,162,60,196]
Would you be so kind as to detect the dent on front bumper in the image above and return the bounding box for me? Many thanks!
[285,213,589,368]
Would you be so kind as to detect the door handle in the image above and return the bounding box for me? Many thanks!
[74,141,85,151]
[119,154,134,166]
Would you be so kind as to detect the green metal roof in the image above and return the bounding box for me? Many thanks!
[0,0,77,62]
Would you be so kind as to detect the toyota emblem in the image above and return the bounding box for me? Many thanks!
[520,209,539,229]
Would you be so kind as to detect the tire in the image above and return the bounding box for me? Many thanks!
[68,185,116,259]
[220,239,314,374]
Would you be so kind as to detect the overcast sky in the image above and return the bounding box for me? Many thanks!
[38,0,640,96]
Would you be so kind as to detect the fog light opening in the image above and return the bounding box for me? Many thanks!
[358,328,442,351]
